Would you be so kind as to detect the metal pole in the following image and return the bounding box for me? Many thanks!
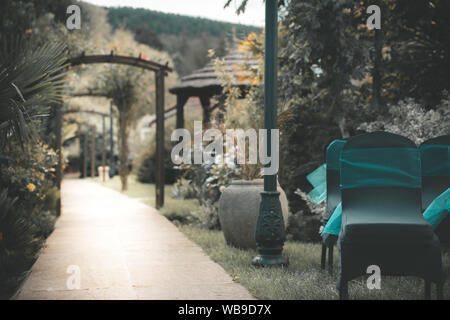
[102,115,106,182]
[109,102,114,178]
[252,0,287,267]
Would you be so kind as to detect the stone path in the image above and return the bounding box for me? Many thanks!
[14,179,254,300]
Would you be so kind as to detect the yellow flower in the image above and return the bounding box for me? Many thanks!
[26,183,36,192]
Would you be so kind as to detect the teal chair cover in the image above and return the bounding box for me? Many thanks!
[306,163,327,204]
[423,188,450,230]
[420,136,450,244]
[322,202,341,235]
[336,131,443,300]
[340,147,421,189]
[326,140,347,171]
[320,139,346,272]
[420,145,450,177]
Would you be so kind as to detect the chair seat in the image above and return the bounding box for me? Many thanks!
[342,218,434,245]
[340,187,434,245]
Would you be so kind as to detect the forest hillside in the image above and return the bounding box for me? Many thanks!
[106,6,262,75]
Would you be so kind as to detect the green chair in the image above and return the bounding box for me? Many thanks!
[321,139,346,273]
[337,131,443,300]
[420,135,450,244]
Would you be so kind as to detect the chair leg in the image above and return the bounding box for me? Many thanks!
[424,280,431,300]
[339,281,349,300]
[437,282,444,300]
[321,244,327,270]
[328,245,334,274]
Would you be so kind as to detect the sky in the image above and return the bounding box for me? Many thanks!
[83,0,265,27]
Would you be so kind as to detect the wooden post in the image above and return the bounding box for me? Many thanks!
[155,69,165,209]
[200,95,211,128]
[176,94,187,129]
[109,102,114,177]
[83,132,88,178]
[102,116,106,181]
[91,125,96,178]
[55,105,63,216]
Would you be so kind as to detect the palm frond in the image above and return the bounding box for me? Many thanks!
[0,38,68,146]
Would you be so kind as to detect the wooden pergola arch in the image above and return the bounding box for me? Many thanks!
[63,52,173,209]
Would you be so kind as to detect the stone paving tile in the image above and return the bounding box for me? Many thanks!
[14,179,254,300]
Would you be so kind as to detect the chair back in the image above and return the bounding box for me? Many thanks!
[420,135,450,210]
[325,139,346,220]
[340,131,422,223]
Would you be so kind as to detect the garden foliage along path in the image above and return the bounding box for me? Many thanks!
[14,179,253,300]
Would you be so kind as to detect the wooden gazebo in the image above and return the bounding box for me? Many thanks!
[169,50,258,128]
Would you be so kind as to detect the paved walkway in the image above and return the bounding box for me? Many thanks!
[14,179,253,300]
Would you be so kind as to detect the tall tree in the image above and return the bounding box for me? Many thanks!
[103,69,138,191]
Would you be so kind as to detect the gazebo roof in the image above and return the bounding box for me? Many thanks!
[169,50,258,97]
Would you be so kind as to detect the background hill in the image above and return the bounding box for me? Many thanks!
[106,6,262,76]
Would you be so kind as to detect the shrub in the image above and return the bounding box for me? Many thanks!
[191,201,221,230]
[358,95,450,144]
[135,145,177,184]
[286,189,325,242]
[0,190,43,299]
[173,159,241,229]
[0,141,59,298]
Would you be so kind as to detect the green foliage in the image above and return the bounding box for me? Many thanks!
[0,141,59,216]
[107,6,260,38]
[191,202,221,230]
[135,146,177,184]
[134,24,164,51]
[106,6,260,76]
[0,140,59,299]
[383,0,450,107]
[286,189,326,242]
[173,159,241,229]
[0,190,43,299]
[0,40,67,146]
[358,95,450,145]
[0,0,74,35]
[0,37,63,298]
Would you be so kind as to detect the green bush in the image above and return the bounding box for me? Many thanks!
[172,159,241,229]
[0,141,59,299]
[135,146,177,184]
[0,190,43,300]
[191,201,221,230]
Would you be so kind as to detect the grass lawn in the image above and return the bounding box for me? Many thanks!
[93,175,450,300]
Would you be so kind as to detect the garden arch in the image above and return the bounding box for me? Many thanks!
[63,52,172,209]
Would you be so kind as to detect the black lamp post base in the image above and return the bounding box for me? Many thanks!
[252,190,288,267]
[252,254,288,267]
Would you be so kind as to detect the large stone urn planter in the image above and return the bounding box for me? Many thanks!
[218,179,289,249]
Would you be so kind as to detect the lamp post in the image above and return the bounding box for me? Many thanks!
[252,0,288,267]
